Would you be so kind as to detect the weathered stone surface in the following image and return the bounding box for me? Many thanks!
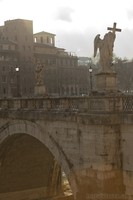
[0,96,132,199]
[96,72,117,91]
[34,85,46,96]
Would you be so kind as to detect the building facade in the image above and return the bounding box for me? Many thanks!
[0,19,89,97]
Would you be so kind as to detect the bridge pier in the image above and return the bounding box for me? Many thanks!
[66,123,126,200]
[71,168,125,200]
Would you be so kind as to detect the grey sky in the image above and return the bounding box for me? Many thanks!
[54,6,74,22]
[0,0,133,59]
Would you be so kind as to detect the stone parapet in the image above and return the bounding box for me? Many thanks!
[0,95,132,113]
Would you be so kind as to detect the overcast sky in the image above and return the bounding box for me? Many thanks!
[0,0,133,59]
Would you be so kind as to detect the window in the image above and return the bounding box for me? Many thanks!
[3,88,6,94]
[2,66,5,71]
[47,36,49,43]
[14,35,17,41]
[3,44,9,50]
[50,37,53,44]
[34,37,37,43]
[0,56,4,61]
[25,35,28,41]
[2,75,7,83]
[40,36,43,43]
[23,45,25,50]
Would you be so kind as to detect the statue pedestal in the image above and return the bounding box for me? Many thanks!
[34,85,46,96]
[95,72,117,91]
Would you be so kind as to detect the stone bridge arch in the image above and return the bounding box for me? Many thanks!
[0,119,76,199]
[0,119,71,172]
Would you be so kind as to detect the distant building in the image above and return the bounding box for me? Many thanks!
[114,61,133,93]
[0,19,89,97]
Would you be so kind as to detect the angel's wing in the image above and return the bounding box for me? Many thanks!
[94,34,101,57]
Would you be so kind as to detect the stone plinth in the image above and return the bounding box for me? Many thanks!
[95,72,117,91]
[34,85,46,96]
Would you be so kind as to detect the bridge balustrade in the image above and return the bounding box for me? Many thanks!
[0,95,132,113]
[121,95,133,111]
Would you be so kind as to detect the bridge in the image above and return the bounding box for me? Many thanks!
[0,94,133,200]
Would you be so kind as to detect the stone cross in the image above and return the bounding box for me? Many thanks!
[107,22,121,34]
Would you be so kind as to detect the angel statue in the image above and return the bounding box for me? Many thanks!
[94,31,116,72]
[35,60,45,86]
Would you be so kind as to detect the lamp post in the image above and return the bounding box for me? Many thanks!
[89,66,92,93]
[15,66,20,97]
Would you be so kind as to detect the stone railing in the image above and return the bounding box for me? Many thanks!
[0,95,132,113]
